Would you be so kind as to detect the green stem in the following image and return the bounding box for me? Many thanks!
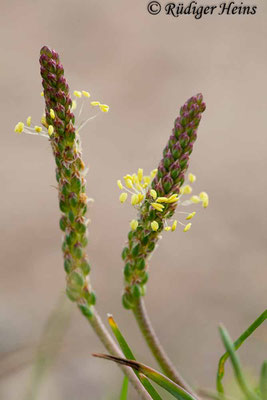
[133,297,198,399]
[88,308,152,400]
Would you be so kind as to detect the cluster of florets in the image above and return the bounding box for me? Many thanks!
[14,89,109,138]
[118,168,208,234]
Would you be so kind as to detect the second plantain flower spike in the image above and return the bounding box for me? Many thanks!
[119,94,207,309]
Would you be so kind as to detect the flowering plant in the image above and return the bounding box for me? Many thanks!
[14,46,266,400]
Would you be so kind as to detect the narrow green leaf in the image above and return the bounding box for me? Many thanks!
[120,376,128,400]
[93,353,197,400]
[107,314,162,400]
[260,361,267,400]
[218,325,259,400]
[216,310,267,394]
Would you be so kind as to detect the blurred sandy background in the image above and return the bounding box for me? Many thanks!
[0,0,266,399]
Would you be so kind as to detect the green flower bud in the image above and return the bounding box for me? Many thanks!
[132,284,141,299]
[122,292,134,310]
[80,260,91,275]
[122,247,129,260]
[66,287,81,302]
[78,304,93,318]
[64,258,72,273]
[132,243,140,257]
[59,215,68,231]
[69,270,84,287]
[136,258,146,270]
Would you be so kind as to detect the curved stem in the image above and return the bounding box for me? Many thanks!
[133,297,199,399]
[87,307,152,400]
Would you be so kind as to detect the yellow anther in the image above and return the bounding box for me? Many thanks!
[199,192,209,208]
[190,195,201,204]
[202,198,209,208]
[186,212,196,220]
[151,202,164,212]
[150,189,157,200]
[34,125,42,133]
[71,100,77,110]
[142,182,148,189]
[14,122,24,133]
[183,223,192,232]
[124,174,133,181]
[156,197,168,203]
[131,194,139,205]
[167,194,179,203]
[151,221,159,231]
[50,109,55,119]
[41,114,47,127]
[82,90,90,97]
[91,101,100,106]
[48,125,54,136]
[135,182,143,192]
[171,220,177,231]
[26,116,31,127]
[183,185,192,194]
[117,180,123,190]
[189,173,196,183]
[143,176,151,185]
[132,174,138,184]
[40,91,44,96]
[124,178,133,189]
[137,168,143,182]
[119,193,128,203]
[73,90,82,98]
[137,193,144,203]
[99,104,109,112]
[164,226,171,232]
[150,169,158,178]
[130,219,138,231]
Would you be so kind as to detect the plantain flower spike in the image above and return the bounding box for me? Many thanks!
[39,46,97,317]
[120,94,206,309]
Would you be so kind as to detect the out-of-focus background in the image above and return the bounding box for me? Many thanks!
[1,0,266,399]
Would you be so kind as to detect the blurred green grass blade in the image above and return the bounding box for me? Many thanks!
[217,310,267,395]
[108,315,135,359]
[218,325,259,400]
[260,361,267,400]
[107,314,162,400]
[120,376,129,400]
[93,354,197,400]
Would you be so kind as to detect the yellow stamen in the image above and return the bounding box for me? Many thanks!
[137,193,144,203]
[167,194,179,203]
[40,91,44,96]
[164,226,171,231]
[151,221,159,231]
[14,122,24,133]
[151,202,164,212]
[125,178,133,189]
[50,109,55,119]
[186,212,196,220]
[171,220,177,231]
[130,219,138,231]
[34,126,42,133]
[183,185,192,194]
[143,176,151,185]
[99,104,109,112]
[150,169,158,178]
[26,116,31,127]
[184,223,192,232]
[189,173,196,183]
[119,193,128,203]
[156,197,169,203]
[41,114,48,127]
[131,194,139,205]
[48,125,54,136]
[190,195,201,204]
[73,90,82,98]
[117,180,123,190]
[150,189,157,200]
[82,90,90,97]
[137,168,143,182]
[91,101,100,106]
[71,100,77,110]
